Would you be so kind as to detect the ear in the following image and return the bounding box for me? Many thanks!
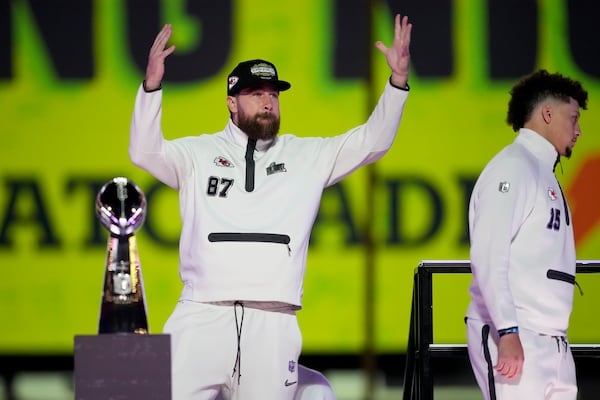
[541,103,552,124]
[227,96,237,113]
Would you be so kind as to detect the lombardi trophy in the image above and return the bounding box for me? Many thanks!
[95,177,149,334]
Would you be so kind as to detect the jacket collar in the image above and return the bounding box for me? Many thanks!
[515,128,560,172]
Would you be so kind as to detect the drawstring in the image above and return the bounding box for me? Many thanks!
[232,301,245,384]
[552,336,569,353]
[481,325,497,400]
[553,336,560,352]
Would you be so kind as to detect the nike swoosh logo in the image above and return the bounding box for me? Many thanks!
[284,380,297,387]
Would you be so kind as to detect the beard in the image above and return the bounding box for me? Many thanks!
[236,108,280,141]
[565,146,573,158]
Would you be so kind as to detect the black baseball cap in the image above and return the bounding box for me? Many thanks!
[227,59,291,96]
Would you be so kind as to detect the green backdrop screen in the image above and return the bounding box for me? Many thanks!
[1,0,599,354]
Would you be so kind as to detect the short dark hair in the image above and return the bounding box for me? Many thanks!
[506,69,588,132]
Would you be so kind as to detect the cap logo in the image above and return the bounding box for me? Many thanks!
[250,63,276,78]
[228,76,239,91]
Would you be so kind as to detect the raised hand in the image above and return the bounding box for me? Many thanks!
[145,24,176,90]
[375,14,412,88]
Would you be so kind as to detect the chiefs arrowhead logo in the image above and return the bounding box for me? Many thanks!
[214,156,234,168]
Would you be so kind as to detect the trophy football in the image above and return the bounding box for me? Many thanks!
[96,177,149,334]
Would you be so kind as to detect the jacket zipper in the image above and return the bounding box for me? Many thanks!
[547,269,583,295]
[208,232,292,256]
[546,269,575,284]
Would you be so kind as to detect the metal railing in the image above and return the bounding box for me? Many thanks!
[402,260,600,400]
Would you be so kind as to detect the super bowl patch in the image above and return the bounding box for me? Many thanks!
[266,162,286,175]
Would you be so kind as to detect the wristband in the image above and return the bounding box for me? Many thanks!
[389,77,410,91]
[142,80,162,93]
[498,326,519,337]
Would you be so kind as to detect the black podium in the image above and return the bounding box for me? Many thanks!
[74,334,171,399]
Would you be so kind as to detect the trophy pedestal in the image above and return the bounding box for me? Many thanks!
[74,334,171,399]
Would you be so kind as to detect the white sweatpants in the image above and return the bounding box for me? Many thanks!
[215,365,336,400]
[466,318,577,400]
[163,300,303,400]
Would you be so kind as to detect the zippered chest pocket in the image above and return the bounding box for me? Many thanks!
[208,232,291,256]
[547,269,575,285]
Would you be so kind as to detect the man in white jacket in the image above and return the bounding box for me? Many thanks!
[129,14,412,400]
[466,70,588,400]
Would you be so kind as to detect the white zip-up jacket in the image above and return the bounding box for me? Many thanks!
[467,128,576,336]
[130,81,408,306]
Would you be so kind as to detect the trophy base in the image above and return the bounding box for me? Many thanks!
[74,334,171,399]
